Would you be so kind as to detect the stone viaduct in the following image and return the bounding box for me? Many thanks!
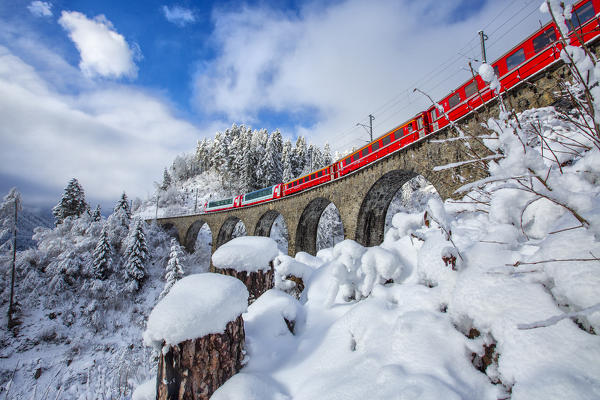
[154,59,569,258]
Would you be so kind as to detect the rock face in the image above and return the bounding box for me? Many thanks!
[156,315,245,400]
[217,264,275,304]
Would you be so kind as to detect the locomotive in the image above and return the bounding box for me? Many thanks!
[203,0,600,214]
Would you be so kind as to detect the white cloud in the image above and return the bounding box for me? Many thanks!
[194,0,548,152]
[58,11,139,79]
[162,5,196,27]
[27,1,53,17]
[0,45,201,207]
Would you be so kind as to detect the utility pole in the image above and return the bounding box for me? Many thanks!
[194,188,198,213]
[479,30,488,64]
[155,192,159,221]
[7,195,18,328]
[356,114,375,142]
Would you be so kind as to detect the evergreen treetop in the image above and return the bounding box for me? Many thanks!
[114,192,131,219]
[159,238,185,299]
[124,218,148,291]
[52,178,89,225]
[92,227,111,280]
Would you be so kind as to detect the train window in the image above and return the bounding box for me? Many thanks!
[345,156,352,164]
[407,124,413,133]
[318,170,323,177]
[533,28,557,53]
[353,153,360,161]
[382,135,391,146]
[494,65,500,77]
[465,80,478,98]
[311,174,316,179]
[506,48,526,71]
[430,109,438,121]
[570,1,595,29]
[417,117,424,130]
[372,141,380,151]
[448,93,461,109]
[362,148,370,157]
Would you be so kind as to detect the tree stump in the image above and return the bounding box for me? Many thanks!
[216,262,274,304]
[156,315,245,400]
[212,237,280,304]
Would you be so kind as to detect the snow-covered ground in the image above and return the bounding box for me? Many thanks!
[138,101,600,399]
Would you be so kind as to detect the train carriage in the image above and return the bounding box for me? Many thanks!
[428,0,600,134]
[338,112,428,177]
[241,184,284,207]
[284,166,332,196]
[205,197,235,213]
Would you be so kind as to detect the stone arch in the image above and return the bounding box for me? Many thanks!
[254,210,284,237]
[160,223,180,243]
[355,169,420,247]
[255,210,289,253]
[295,197,341,256]
[216,216,245,249]
[184,219,210,253]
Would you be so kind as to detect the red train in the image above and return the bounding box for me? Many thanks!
[203,0,600,214]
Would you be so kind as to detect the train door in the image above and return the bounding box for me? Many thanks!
[417,115,426,139]
[274,184,282,199]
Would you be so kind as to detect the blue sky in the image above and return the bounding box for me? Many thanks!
[0,0,549,211]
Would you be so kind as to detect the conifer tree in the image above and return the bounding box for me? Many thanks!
[161,168,172,190]
[92,227,111,280]
[260,130,283,186]
[52,178,89,225]
[92,205,102,222]
[114,192,131,220]
[293,137,307,177]
[323,142,332,165]
[159,239,185,299]
[123,218,148,292]
[282,139,294,182]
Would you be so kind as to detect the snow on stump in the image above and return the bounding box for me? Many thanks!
[212,236,279,304]
[143,274,249,400]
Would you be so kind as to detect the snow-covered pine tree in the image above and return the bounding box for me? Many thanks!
[159,238,185,299]
[92,227,111,280]
[323,142,332,165]
[52,178,89,225]
[195,138,211,173]
[114,192,131,220]
[293,137,307,177]
[91,205,102,222]
[282,139,294,182]
[238,127,255,192]
[161,168,172,190]
[123,218,148,292]
[259,131,284,187]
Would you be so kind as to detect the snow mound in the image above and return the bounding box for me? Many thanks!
[212,236,279,272]
[143,273,248,347]
[132,379,156,400]
[211,372,291,400]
